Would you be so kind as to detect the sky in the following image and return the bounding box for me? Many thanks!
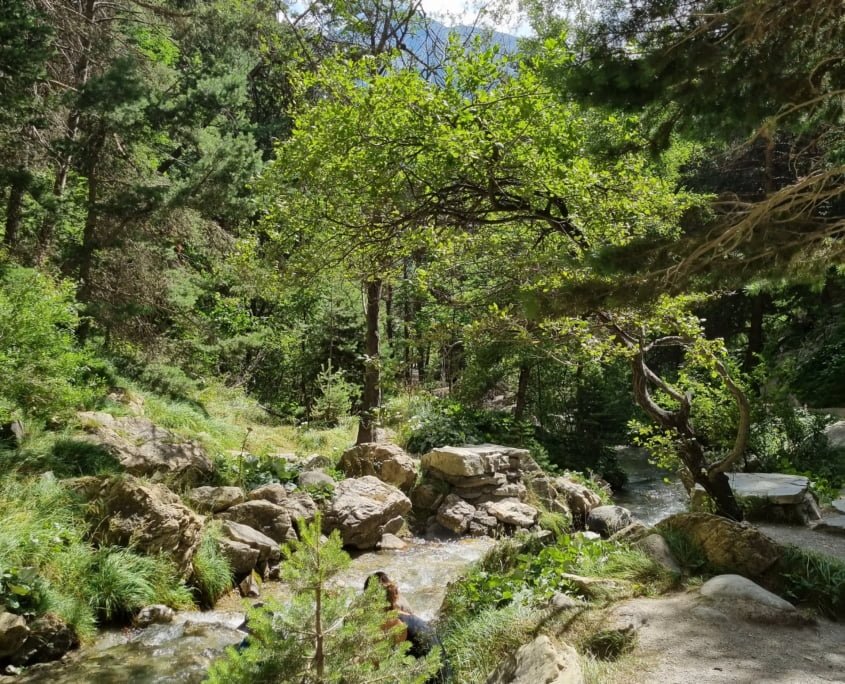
[419,0,531,36]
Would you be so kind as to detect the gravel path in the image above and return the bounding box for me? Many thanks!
[756,522,845,562]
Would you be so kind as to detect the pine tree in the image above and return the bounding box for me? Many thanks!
[205,515,438,684]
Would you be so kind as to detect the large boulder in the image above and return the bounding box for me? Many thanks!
[436,494,476,534]
[586,505,634,537]
[0,612,28,658]
[93,476,204,576]
[217,500,294,544]
[700,575,795,612]
[185,486,244,513]
[324,476,411,549]
[339,443,417,492]
[635,534,682,575]
[486,635,583,684]
[298,470,335,490]
[657,512,782,578]
[219,519,280,565]
[78,412,213,486]
[279,492,319,529]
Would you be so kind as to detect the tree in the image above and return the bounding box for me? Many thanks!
[205,516,437,683]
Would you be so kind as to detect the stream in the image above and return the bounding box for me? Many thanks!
[13,538,495,684]
[12,450,686,683]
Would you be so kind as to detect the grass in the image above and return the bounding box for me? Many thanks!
[440,601,543,684]
[192,522,233,607]
[776,545,845,618]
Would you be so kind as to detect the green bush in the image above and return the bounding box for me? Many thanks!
[0,265,103,422]
[138,362,200,401]
[403,399,553,469]
[311,362,359,427]
[192,523,233,607]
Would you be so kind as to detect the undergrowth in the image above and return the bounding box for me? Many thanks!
[192,522,233,607]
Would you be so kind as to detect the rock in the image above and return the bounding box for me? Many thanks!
[832,492,845,514]
[219,519,279,564]
[134,605,175,628]
[77,412,213,486]
[554,477,603,518]
[549,593,584,611]
[410,482,445,513]
[636,534,682,575]
[339,443,417,492]
[247,483,288,505]
[239,572,261,598]
[0,612,28,658]
[657,512,782,577]
[421,444,524,479]
[217,536,260,577]
[298,470,336,490]
[485,635,583,684]
[813,514,845,535]
[694,473,822,523]
[302,454,333,470]
[609,521,650,542]
[10,614,78,666]
[185,486,244,513]
[700,574,795,612]
[377,533,407,550]
[436,494,477,534]
[279,492,319,529]
[586,505,634,537]
[218,500,294,544]
[486,500,539,528]
[94,475,204,576]
[824,420,845,449]
[324,476,412,549]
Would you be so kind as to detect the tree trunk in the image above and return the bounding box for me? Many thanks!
[743,292,767,372]
[514,363,530,420]
[357,279,382,445]
[3,175,25,249]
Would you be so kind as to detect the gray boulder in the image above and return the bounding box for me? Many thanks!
[219,519,279,565]
[10,613,78,666]
[586,505,635,537]
[298,469,336,490]
[279,492,319,529]
[217,500,294,544]
[247,483,288,505]
[554,477,603,518]
[436,494,477,534]
[636,534,682,575]
[185,486,244,513]
[134,605,175,628]
[421,444,520,479]
[700,574,794,611]
[485,635,583,684]
[217,536,260,577]
[324,476,411,549]
[93,476,204,576]
[339,443,417,492]
[485,500,539,528]
[78,411,213,486]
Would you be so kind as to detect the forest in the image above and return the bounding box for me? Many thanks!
[1,0,844,682]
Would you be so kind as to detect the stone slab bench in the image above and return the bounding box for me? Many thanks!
[693,473,821,524]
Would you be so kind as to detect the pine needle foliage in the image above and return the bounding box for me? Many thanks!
[206,515,438,684]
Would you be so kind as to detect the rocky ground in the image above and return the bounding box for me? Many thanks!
[605,591,845,684]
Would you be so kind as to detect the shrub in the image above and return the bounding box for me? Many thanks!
[777,546,845,619]
[311,362,358,427]
[138,362,200,401]
[0,265,102,422]
[192,523,233,607]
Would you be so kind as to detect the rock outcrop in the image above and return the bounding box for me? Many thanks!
[92,475,204,576]
[324,476,411,549]
[657,512,782,578]
[9,613,79,666]
[78,412,213,486]
[0,613,28,659]
[339,443,417,492]
[485,635,583,684]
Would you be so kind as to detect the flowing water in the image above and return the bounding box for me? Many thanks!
[13,538,494,684]
[613,446,689,525]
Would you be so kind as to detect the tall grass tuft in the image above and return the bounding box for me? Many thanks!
[777,545,845,618]
[192,522,233,607]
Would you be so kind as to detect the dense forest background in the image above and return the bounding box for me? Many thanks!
[1,0,844,513]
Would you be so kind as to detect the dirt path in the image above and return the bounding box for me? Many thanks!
[606,592,845,684]
[756,522,845,562]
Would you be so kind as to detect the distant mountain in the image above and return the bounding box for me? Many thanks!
[402,18,519,69]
